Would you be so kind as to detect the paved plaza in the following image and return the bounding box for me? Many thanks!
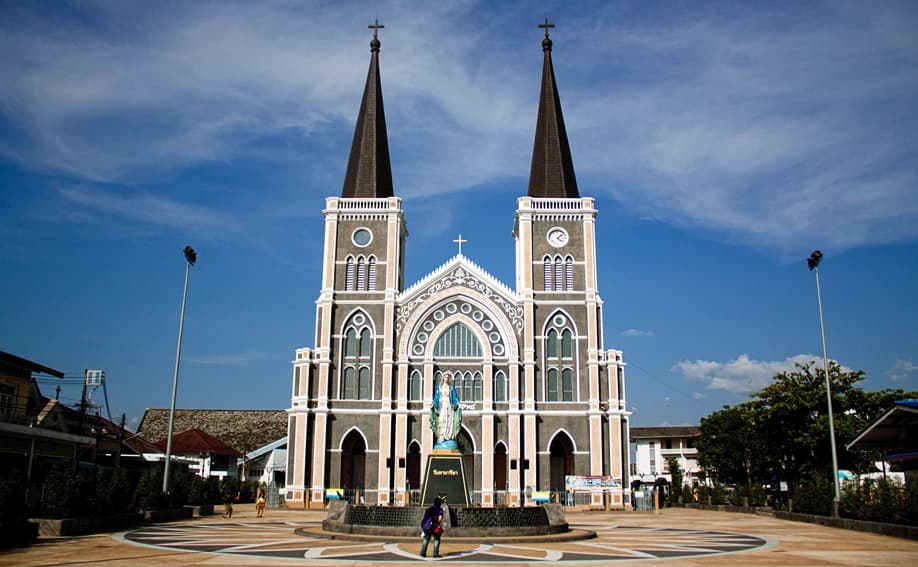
[3,505,917,566]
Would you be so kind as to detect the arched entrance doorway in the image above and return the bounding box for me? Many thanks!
[407,441,421,490]
[494,442,508,505]
[340,430,366,497]
[457,429,474,503]
[494,442,507,491]
[549,433,574,493]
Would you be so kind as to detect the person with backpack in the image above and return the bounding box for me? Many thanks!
[419,496,445,558]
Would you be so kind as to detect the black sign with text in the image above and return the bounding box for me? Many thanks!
[421,454,469,506]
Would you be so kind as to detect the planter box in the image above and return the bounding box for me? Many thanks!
[143,507,193,523]
[37,512,141,536]
[184,504,215,517]
[0,521,39,547]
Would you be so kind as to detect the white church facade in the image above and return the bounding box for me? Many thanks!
[285,23,630,509]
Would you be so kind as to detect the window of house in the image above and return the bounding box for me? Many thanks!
[0,384,15,418]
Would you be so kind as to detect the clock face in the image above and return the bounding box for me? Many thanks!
[352,228,372,247]
[547,228,569,248]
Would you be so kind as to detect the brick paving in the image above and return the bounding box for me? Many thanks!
[2,505,916,566]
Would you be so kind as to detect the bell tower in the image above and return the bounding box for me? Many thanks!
[514,20,624,505]
[290,22,408,507]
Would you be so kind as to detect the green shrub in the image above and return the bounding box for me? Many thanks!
[94,468,132,514]
[0,468,28,528]
[711,483,726,505]
[792,474,834,516]
[40,466,90,518]
[840,477,917,524]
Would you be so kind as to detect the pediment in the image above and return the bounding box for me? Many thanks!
[397,255,522,333]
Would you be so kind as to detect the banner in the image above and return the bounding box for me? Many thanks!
[565,475,621,490]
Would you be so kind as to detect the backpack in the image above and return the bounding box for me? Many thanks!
[420,507,437,532]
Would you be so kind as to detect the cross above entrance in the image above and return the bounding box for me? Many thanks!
[453,234,467,256]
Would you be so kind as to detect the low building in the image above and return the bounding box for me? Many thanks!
[630,426,701,487]
[137,408,288,477]
[847,399,918,485]
[153,428,242,479]
[240,437,287,485]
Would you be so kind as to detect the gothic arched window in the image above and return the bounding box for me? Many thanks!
[343,367,356,399]
[564,255,574,290]
[543,255,553,291]
[345,256,355,291]
[345,328,357,357]
[494,370,507,402]
[546,329,558,358]
[367,256,377,290]
[356,256,367,290]
[359,328,371,357]
[341,319,373,400]
[409,369,422,401]
[554,256,563,291]
[433,323,482,358]
[544,314,577,402]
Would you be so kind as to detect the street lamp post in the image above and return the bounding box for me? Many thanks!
[163,246,196,493]
[807,250,841,517]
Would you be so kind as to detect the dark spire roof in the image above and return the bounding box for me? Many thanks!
[341,22,394,198]
[527,19,579,198]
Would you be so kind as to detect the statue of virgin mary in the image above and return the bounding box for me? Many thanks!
[430,372,461,450]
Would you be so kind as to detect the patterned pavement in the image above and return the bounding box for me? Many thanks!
[119,520,774,562]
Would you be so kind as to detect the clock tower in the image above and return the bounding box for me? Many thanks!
[513,22,625,501]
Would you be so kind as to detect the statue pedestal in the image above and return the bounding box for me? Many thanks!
[421,450,469,506]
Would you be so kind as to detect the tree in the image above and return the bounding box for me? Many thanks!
[664,456,683,504]
[697,403,765,486]
[750,361,863,487]
[697,360,917,502]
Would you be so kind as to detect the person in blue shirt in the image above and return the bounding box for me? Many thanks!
[419,496,444,558]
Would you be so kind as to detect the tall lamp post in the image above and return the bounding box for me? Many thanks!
[807,249,841,517]
[163,246,196,493]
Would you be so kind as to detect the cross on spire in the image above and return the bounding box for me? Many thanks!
[369,18,384,38]
[453,234,468,256]
[539,17,554,39]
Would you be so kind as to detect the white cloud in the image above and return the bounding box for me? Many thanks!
[185,350,267,366]
[622,328,654,337]
[674,353,851,395]
[56,185,237,235]
[890,358,918,382]
[1,2,915,254]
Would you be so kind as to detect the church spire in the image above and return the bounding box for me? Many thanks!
[527,18,579,198]
[341,20,394,198]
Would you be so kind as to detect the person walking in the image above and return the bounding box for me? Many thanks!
[256,488,266,518]
[419,496,445,558]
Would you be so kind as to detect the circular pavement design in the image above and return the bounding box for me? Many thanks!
[118,520,774,562]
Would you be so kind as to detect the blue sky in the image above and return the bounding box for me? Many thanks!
[1,1,916,431]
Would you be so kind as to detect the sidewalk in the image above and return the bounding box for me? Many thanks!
[2,504,916,565]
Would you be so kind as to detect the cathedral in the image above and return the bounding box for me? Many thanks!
[285,22,630,509]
